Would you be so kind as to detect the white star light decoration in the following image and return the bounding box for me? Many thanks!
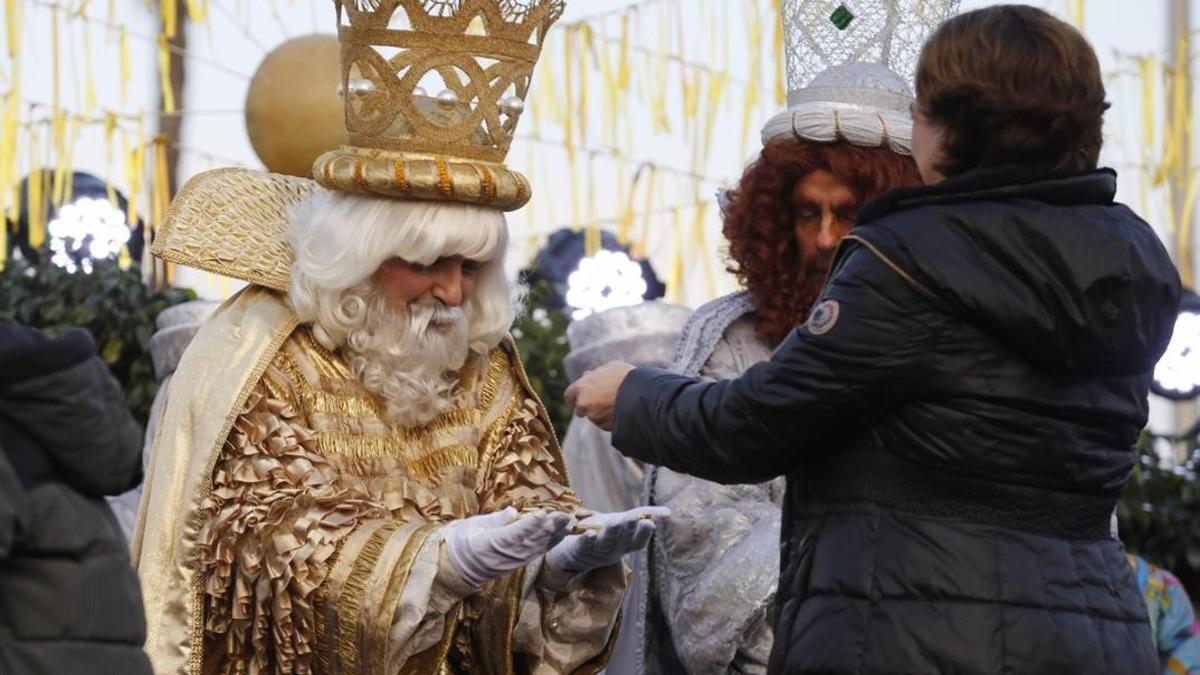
[47,197,132,273]
[1154,311,1200,399]
[565,250,648,321]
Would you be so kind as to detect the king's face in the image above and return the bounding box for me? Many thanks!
[370,255,485,313]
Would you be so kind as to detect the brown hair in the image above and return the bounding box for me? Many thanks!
[724,141,920,344]
[915,5,1109,177]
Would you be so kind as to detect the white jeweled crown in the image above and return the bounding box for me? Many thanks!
[762,0,959,154]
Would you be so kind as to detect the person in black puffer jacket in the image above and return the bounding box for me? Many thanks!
[567,6,1179,674]
[0,318,153,674]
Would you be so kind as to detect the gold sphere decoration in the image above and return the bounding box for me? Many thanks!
[245,34,346,178]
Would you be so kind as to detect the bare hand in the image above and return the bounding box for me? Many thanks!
[564,361,635,431]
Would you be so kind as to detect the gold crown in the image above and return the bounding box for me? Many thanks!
[313,0,565,211]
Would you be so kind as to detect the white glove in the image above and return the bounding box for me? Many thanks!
[545,506,670,574]
[443,507,572,588]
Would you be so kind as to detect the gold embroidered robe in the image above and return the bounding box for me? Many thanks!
[132,287,624,675]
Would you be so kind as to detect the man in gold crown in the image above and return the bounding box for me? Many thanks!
[130,2,659,673]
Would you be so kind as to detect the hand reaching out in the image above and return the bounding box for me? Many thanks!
[564,361,636,431]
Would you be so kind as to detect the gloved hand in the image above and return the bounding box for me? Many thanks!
[545,506,670,574]
[443,507,572,587]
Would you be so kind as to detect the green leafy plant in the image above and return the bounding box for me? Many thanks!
[0,258,196,425]
[511,276,572,440]
[1118,432,1200,601]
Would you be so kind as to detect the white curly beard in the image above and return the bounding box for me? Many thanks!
[335,289,472,429]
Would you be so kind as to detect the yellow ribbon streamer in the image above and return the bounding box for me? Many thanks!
[634,166,657,259]
[562,28,575,161]
[667,206,684,303]
[703,71,729,167]
[617,14,630,90]
[1142,57,1157,157]
[1156,37,1189,188]
[651,4,671,134]
[154,135,174,284]
[0,72,18,221]
[578,23,591,146]
[52,113,79,206]
[584,153,597,242]
[531,44,559,137]
[616,14,631,150]
[119,27,131,105]
[83,24,98,114]
[124,125,144,228]
[618,162,643,246]
[158,34,176,113]
[690,200,715,298]
[27,129,44,250]
[4,0,20,59]
[599,25,618,147]
[161,0,178,39]
[104,112,119,208]
[50,112,67,206]
[64,116,81,206]
[684,69,702,126]
[1180,111,1198,288]
[1139,57,1157,220]
[584,224,601,258]
[1179,163,1199,289]
[741,1,762,160]
[187,0,209,23]
[568,151,580,231]
[151,134,169,234]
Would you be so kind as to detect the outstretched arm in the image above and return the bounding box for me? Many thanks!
[575,246,943,484]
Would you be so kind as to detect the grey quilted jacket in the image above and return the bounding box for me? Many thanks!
[0,318,152,674]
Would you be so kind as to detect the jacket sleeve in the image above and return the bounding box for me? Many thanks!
[610,245,943,484]
[0,326,143,497]
[0,450,25,558]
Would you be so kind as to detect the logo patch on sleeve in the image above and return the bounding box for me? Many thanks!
[807,299,840,335]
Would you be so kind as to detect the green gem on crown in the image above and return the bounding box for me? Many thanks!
[830,4,855,30]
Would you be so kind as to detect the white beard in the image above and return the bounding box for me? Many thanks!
[334,290,472,429]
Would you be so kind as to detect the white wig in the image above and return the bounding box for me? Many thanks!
[288,191,513,356]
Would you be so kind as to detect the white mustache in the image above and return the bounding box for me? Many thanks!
[406,302,466,331]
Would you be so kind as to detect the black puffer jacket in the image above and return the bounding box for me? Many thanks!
[0,319,153,674]
[613,167,1180,674]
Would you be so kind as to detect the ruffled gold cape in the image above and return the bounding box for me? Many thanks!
[131,286,301,675]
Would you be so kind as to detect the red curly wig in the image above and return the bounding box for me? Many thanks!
[724,140,921,344]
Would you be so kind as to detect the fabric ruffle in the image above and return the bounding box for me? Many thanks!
[480,395,579,513]
[339,464,482,524]
[198,386,387,675]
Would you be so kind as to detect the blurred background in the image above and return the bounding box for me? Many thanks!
[3,0,1200,594]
